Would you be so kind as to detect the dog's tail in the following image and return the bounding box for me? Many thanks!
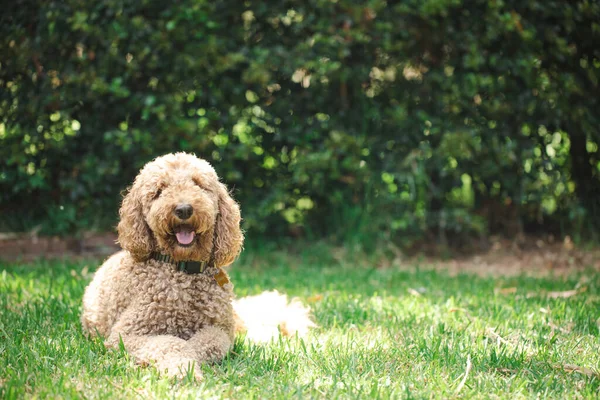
[232,291,316,343]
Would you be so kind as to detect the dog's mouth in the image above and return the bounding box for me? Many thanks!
[172,224,197,247]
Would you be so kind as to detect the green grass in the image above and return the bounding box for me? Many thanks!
[1,245,599,399]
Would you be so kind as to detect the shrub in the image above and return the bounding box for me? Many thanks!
[1,0,599,246]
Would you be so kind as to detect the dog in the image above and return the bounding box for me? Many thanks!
[81,153,313,379]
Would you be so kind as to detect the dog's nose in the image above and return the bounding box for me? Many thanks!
[174,203,193,220]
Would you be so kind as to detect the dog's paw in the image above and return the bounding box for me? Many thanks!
[159,357,203,381]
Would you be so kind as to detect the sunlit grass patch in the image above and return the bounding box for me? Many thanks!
[1,250,599,399]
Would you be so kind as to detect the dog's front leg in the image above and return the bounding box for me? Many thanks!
[184,326,233,364]
[107,331,203,379]
[105,312,203,380]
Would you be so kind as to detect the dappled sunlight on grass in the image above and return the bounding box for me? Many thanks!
[1,254,599,398]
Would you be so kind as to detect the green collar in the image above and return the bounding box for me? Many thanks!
[151,252,210,274]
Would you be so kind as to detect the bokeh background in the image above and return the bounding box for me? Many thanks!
[1,0,599,253]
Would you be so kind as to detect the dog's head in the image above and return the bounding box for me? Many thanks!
[117,153,243,266]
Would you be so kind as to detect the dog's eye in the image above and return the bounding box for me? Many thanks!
[153,188,163,200]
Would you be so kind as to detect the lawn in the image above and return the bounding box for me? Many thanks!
[1,246,599,399]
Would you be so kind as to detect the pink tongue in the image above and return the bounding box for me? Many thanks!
[175,230,195,245]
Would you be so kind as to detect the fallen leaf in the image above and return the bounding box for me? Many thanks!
[547,321,571,334]
[559,364,599,377]
[484,327,511,346]
[495,368,516,376]
[563,236,574,251]
[494,287,517,295]
[307,294,323,303]
[547,289,580,299]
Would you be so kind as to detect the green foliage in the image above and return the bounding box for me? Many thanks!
[1,0,599,243]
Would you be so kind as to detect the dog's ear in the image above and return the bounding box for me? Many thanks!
[213,182,244,267]
[117,185,153,261]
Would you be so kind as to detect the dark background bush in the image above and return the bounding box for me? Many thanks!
[1,0,599,248]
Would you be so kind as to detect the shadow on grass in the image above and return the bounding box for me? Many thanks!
[1,247,599,399]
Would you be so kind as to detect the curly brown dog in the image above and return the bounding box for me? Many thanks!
[81,153,313,379]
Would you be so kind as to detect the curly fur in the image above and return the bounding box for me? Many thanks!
[116,154,242,263]
[81,153,313,380]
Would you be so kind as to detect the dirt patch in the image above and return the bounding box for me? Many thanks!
[402,236,600,276]
[0,232,119,262]
[1,232,598,277]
